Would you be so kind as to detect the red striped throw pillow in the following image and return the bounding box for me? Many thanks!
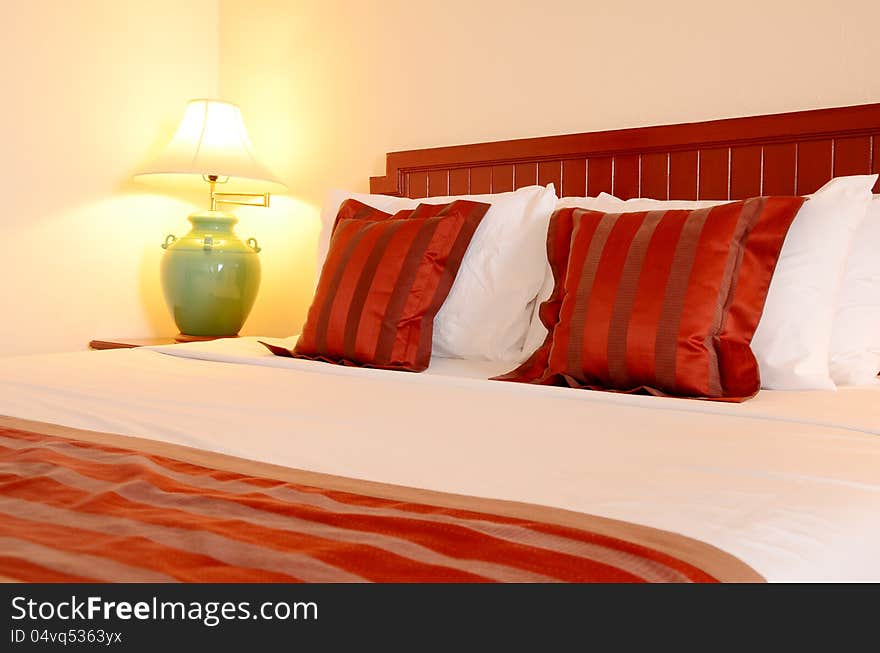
[497,197,805,400]
[280,198,489,371]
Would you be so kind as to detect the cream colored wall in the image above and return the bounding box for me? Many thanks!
[219,0,880,334]
[6,1,880,357]
[1,1,219,357]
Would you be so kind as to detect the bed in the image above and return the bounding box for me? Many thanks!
[3,104,880,583]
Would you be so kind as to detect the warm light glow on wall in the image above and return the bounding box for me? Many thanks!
[6,192,204,356]
[2,1,220,357]
[231,196,320,338]
[218,0,880,339]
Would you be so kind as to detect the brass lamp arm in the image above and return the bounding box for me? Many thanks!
[204,174,271,211]
[211,192,271,211]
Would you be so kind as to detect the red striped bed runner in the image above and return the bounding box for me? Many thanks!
[0,419,762,583]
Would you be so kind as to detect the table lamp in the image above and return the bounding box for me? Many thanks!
[134,99,285,341]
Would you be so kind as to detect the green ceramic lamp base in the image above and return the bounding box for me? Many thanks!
[160,211,261,338]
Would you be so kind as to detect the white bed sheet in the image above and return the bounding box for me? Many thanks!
[2,337,879,582]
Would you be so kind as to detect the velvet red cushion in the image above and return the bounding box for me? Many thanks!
[496,197,805,400]
[270,198,489,371]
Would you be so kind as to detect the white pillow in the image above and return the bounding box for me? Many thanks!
[317,185,558,362]
[558,192,729,211]
[830,196,880,385]
[536,176,877,390]
[751,176,875,389]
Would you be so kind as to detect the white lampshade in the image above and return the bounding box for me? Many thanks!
[134,99,285,191]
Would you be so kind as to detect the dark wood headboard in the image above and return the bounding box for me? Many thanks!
[370,104,880,199]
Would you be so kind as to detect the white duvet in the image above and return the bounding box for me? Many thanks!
[2,337,879,582]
